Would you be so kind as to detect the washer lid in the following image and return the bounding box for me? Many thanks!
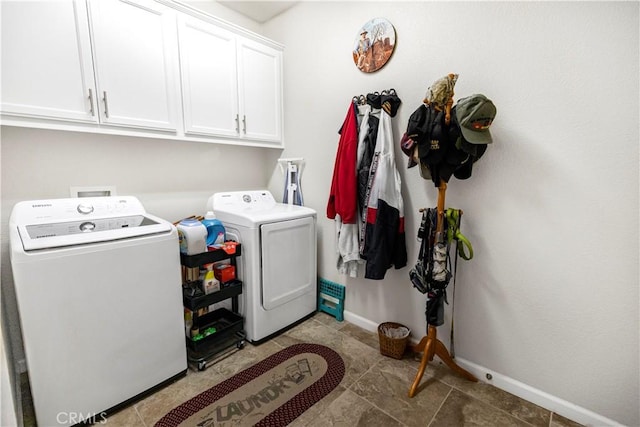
[10,196,173,251]
[210,190,316,227]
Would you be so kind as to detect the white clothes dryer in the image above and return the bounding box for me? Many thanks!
[208,190,317,343]
[9,196,186,426]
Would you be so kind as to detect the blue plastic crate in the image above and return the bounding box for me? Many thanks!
[318,278,345,321]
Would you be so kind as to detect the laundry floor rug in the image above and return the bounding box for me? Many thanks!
[155,343,345,427]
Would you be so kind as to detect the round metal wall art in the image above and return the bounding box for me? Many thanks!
[352,18,396,73]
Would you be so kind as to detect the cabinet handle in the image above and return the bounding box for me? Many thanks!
[102,91,109,118]
[242,115,246,134]
[88,89,95,116]
[235,114,239,133]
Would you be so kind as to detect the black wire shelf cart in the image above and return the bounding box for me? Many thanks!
[181,244,245,371]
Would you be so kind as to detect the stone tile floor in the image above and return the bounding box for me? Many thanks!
[23,312,584,426]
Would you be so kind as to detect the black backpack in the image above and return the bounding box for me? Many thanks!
[409,208,452,295]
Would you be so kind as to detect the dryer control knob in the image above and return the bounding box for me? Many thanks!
[77,203,94,214]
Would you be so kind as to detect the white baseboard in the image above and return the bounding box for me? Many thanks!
[342,310,621,427]
[343,310,379,332]
[454,358,622,427]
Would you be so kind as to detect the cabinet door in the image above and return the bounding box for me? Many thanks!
[237,38,283,143]
[178,16,239,137]
[88,0,180,131]
[1,0,97,122]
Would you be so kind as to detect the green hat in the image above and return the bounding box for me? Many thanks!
[455,94,496,144]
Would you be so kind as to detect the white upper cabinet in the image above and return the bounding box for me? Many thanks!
[177,15,239,137]
[178,16,283,143]
[1,0,284,147]
[1,0,97,122]
[1,0,180,132]
[237,37,283,143]
[88,0,180,131]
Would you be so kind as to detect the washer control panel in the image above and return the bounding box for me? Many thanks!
[14,196,145,223]
[25,215,157,238]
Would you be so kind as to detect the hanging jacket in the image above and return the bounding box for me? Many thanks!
[356,104,380,262]
[327,103,358,223]
[356,105,380,222]
[327,103,361,276]
[361,104,408,279]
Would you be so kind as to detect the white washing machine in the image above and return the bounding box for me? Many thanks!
[9,196,187,426]
[208,190,317,343]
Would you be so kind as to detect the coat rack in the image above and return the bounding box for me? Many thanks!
[408,179,477,397]
[392,72,495,397]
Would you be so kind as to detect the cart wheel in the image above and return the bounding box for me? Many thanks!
[198,361,206,371]
[237,340,245,349]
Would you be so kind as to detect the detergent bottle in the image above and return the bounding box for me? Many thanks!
[201,263,220,294]
[202,211,226,248]
[177,218,207,255]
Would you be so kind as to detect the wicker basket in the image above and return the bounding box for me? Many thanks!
[378,322,411,359]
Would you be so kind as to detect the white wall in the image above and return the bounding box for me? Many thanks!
[263,2,639,426]
[182,0,262,33]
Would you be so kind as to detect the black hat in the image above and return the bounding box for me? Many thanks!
[452,157,473,180]
[366,92,382,109]
[381,93,401,117]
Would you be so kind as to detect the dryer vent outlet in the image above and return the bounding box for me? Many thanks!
[70,186,117,198]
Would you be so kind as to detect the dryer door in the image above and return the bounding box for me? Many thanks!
[260,216,316,310]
